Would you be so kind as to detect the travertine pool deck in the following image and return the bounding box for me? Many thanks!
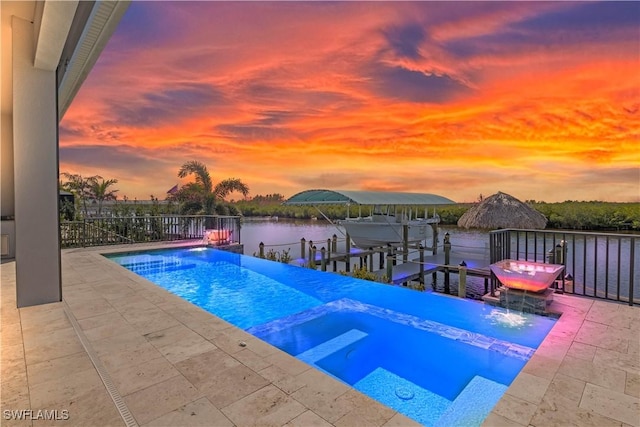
[1,242,639,426]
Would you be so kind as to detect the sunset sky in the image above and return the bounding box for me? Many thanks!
[59,1,640,203]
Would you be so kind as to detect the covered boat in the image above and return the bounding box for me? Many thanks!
[284,189,456,248]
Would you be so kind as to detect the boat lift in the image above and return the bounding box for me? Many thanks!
[284,189,457,278]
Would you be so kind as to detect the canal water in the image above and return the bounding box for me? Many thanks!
[241,219,490,298]
[240,219,639,302]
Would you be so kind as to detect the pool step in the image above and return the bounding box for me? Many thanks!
[296,329,368,364]
[121,259,194,275]
[434,376,507,427]
[354,367,451,427]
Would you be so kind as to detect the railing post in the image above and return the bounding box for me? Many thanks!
[629,236,635,306]
[490,270,497,297]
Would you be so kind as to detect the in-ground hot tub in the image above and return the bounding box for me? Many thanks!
[490,259,564,293]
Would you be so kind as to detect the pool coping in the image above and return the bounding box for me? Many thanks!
[1,241,639,426]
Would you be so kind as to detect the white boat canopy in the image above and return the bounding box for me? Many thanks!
[284,189,456,206]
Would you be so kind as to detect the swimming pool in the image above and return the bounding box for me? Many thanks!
[108,247,556,426]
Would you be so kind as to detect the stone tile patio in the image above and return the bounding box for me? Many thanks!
[1,242,639,426]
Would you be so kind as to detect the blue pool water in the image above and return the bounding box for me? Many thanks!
[108,247,556,426]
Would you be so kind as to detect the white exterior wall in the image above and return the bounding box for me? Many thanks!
[12,16,61,307]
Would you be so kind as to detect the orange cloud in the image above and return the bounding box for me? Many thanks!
[60,1,640,203]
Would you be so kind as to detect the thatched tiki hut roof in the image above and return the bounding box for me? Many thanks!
[457,192,547,229]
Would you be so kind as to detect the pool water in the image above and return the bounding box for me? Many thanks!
[108,247,556,426]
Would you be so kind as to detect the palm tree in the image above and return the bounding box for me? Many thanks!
[60,172,98,218]
[170,160,249,216]
[88,178,119,216]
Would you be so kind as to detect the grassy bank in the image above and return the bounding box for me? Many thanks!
[233,199,639,231]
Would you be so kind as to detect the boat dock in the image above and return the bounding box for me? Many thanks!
[257,232,492,294]
[370,251,491,287]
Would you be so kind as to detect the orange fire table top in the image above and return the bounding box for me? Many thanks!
[490,259,564,293]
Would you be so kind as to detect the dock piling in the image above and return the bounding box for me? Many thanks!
[301,238,306,260]
[345,234,351,272]
[321,247,326,271]
[459,261,467,298]
[431,223,438,255]
[259,242,264,258]
[402,225,409,263]
[419,245,425,284]
[310,245,317,269]
[444,232,451,294]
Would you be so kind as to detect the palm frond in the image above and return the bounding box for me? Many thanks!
[214,178,250,199]
[177,161,212,193]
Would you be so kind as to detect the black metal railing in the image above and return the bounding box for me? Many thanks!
[60,215,241,248]
[489,229,639,305]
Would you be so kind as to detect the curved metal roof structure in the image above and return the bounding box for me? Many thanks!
[284,189,456,205]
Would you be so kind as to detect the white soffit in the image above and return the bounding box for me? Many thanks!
[58,0,130,120]
[33,1,78,70]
